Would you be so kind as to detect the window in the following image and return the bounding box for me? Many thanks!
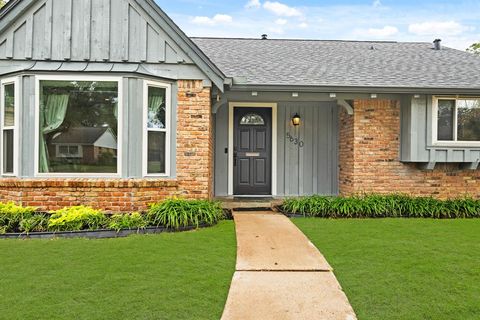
[144,81,170,176]
[1,78,17,175]
[56,145,82,158]
[435,97,480,143]
[37,78,121,174]
[240,113,265,125]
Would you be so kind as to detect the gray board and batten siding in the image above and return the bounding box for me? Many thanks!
[0,0,191,63]
[0,0,223,87]
[400,95,480,165]
[215,101,339,197]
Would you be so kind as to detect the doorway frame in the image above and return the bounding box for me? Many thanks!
[228,102,277,196]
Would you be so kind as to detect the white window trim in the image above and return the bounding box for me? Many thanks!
[142,80,171,177]
[0,77,20,177]
[34,75,123,177]
[432,96,480,147]
[228,102,277,196]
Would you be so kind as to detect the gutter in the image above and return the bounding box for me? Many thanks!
[227,84,480,95]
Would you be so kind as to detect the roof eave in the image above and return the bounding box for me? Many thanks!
[228,84,480,95]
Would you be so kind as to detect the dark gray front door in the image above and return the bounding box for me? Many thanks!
[234,107,272,195]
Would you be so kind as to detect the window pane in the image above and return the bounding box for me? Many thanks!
[147,86,166,129]
[437,100,454,141]
[39,80,118,173]
[240,113,265,125]
[457,99,480,141]
[3,129,13,173]
[3,83,14,127]
[147,131,166,174]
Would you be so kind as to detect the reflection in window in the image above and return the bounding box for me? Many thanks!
[146,85,167,174]
[437,100,454,141]
[457,99,480,141]
[240,113,264,125]
[2,82,15,174]
[437,98,480,142]
[39,80,119,173]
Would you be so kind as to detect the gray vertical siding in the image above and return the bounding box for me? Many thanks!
[214,105,229,196]
[214,101,339,196]
[0,0,192,64]
[20,75,35,177]
[277,102,338,196]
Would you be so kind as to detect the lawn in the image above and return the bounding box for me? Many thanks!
[0,221,236,320]
[294,218,480,320]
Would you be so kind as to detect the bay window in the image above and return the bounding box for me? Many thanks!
[37,77,121,175]
[1,78,17,175]
[435,97,480,144]
[143,81,170,176]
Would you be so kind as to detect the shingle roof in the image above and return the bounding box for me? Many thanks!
[192,38,480,90]
[52,127,110,145]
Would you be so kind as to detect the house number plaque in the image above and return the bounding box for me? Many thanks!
[286,132,304,148]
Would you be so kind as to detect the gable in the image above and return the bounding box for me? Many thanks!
[0,0,225,88]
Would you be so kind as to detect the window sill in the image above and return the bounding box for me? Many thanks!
[431,141,480,148]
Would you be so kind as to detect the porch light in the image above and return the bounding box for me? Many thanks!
[329,93,336,98]
[292,113,301,126]
[370,93,378,98]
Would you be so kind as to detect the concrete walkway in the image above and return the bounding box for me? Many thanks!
[221,211,357,320]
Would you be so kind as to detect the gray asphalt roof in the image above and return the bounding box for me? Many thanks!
[52,127,109,145]
[191,38,480,90]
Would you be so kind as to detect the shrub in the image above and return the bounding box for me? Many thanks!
[147,199,224,229]
[108,212,147,232]
[19,214,49,234]
[0,202,37,233]
[281,194,480,219]
[48,206,107,231]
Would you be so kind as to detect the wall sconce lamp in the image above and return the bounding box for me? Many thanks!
[292,113,301,126]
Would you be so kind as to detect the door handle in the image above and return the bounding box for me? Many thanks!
[233,151,237,167]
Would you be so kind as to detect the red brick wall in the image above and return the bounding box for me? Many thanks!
[0,80,214,212]
[339,99,480,198]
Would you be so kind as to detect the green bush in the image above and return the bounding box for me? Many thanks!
[0,202,37,233]
[281,194,480,218]
[108,212,147,232]
[0,199,225,234]
[48,206,108,231]
[147,198,224,229]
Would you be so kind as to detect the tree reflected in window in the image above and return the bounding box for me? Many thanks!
[240,113,264,125]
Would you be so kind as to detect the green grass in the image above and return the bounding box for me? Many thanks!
[0,221,236,320]
[294,218,480,320]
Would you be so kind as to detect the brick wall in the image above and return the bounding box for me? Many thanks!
[0,80,214,212]
[339,99,480,198]
[176,80,214,199]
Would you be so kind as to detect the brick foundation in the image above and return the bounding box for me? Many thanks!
[339,99,480,198]
[0,80,213,212]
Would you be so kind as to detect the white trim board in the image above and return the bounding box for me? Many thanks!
[34,75,123,177]
[228,102,277,196]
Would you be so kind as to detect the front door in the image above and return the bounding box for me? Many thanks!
[233,107,272,195]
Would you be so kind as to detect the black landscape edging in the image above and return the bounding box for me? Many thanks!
[0,224,212,239]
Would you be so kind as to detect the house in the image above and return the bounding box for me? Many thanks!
[0,0,480,211]
[51,127,118,169]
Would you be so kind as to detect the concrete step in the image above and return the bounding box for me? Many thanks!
[216,197,283,210]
